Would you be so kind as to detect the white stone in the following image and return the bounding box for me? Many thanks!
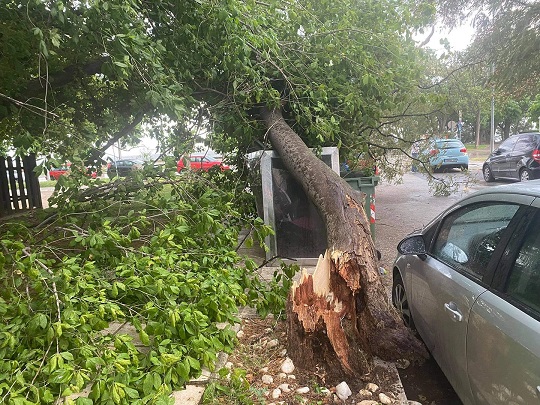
[379,392,393,404]
[279,349,287,357]
[271,388,282,399]
[277,372,287,379]
[225,361,233,369]
[359,389,373,396]
[408,402,423,405]
[278,383,290,393]
[296,387,310,394]
[366,382,379,392]
[320,387,331,396]
[358,401,378,405]
[335,381,352,400]
[281,357,295,374]
[259,366,269,373]
[287,374,296,380]
[236,330,245,338]
[266,339,279,348]
[261,374,274,384]
[396,359,410,369]
[171,385,205,404]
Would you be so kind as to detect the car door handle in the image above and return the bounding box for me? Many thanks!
[444,302,463,322]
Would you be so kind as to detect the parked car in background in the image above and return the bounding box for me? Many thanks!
[49,166,69,180]
[392,181,540,405]
[107,159,143,178]
[177,155,229,172]
[49,163,98,180]
[482,132,540,182]
[427,138,469,171]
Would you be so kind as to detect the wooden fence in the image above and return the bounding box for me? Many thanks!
[0,154,42,216]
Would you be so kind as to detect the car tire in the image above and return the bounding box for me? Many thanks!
[392,272,415,330]
[483,165,494,182]
[519,168,531,182]
[461,165,468,171]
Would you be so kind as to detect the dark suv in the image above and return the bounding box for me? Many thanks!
[483,132,540,182]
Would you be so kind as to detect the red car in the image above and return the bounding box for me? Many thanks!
[177,155,229,172]
[49,164,98,180]
[49,166,69,180]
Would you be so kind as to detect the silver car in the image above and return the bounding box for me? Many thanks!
[393,180,540,405]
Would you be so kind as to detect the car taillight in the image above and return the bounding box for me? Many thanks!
[533,149,540,162]
[430,149,438,156]
[460,147,467,153]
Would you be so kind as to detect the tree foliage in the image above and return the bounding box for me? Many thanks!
[437,0,540,92]
[0,167,297,403]
[0,0,440,169]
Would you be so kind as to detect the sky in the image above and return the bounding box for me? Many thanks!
[419,22,476,54]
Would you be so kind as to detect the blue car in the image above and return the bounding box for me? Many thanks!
[428,139,469,172]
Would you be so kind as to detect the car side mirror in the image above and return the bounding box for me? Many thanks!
[397,235,427,257]
[494,149,502,155]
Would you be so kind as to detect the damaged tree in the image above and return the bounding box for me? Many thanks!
[262,108,428,376]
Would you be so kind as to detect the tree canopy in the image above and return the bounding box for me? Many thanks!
[1,0,440,165]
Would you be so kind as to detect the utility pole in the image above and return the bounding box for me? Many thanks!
[490,79,495,153]
[490,4,496,153]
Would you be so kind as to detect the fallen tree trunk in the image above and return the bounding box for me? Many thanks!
[261,107,427,377]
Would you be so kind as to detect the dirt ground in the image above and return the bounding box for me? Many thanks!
[229,316,407,405]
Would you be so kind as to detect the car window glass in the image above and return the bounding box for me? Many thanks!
[513,136,533,152]
[498,137,518,153]
[432,203,519,280]
[436,140,463,149]
[506,213,540,313]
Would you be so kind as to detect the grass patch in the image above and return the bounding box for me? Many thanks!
[39,180,57,187]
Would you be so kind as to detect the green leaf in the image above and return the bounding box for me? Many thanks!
[60,352,74,361]
[143,374,154,395]
[139,330,150,345]
[49,368,73,384]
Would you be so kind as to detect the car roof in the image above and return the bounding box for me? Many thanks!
[510,132,540,137]
[115,159,143,163]
[466,179,540,199]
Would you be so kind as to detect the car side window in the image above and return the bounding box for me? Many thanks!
[498,137,518,153]
[432,203,519,280]
[513,135,533,152]
[505,213,540,313]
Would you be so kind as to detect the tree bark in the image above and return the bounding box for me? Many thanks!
[261,107,427,377]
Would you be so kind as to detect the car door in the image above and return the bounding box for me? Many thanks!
[201,157,213,171]
[467,203,540,405]
[506,135,533,179]
[190,156,203,170]
[412,199,525,405]
[491,137,518,177]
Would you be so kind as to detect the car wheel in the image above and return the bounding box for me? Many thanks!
[483,165,494,182]
[461,165,468,171]
[519,168,531,182]
[392,272,415,330]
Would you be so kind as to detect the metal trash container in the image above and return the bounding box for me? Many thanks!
[343,176,379,239]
